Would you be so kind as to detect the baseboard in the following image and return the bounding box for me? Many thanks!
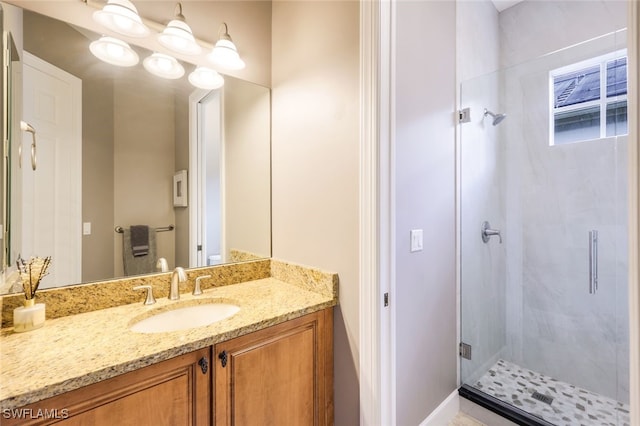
[419,390,460,426]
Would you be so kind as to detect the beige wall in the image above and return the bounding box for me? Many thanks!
[271,1,360,423]
[174,94,190,269]
[394,2,457,423]
[224,77,271,260]
[113,77,176,276]
[81,74,115,282]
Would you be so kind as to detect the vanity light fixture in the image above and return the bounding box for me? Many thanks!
[89,36,139,67]
[158,3,201,55]
[188,66,224,90]
[143,52,185,79]
[92,0,150,38]
[207,23,245,70]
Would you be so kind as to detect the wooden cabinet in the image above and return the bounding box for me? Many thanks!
[214,309,333,426]
[6,348,211,426]
[7,308,333,426]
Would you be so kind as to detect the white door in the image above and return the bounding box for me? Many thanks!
[22,51,81,289]
[189,89,223,268]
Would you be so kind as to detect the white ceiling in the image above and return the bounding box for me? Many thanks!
[491,0,524,12]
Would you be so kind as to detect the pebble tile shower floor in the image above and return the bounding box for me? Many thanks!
[474,359,630,426]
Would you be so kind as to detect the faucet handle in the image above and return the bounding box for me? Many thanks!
[133,285,156,305]
[193,275,211,296]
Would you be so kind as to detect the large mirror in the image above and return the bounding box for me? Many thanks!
[0,4,271,294]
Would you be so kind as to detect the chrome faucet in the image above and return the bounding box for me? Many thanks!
[156,257,168,272]
[169,267,187,300]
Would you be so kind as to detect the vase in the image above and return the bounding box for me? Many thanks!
[13,298,46,332]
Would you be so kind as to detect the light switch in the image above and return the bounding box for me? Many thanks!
[410,229,423,252]
[83,222,92,236]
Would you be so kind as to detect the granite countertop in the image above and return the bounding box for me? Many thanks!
[0,277,336,410]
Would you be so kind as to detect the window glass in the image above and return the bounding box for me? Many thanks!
[606,100,627,137]
[553,65,600,108]
[606,57,627,98]
[550,51,627,145]
[554,106,600,145]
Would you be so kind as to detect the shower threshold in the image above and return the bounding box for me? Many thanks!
[459,359,630,426]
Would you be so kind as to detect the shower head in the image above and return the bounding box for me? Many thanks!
[483,108,506,126]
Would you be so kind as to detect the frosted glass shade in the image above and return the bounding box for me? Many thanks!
[143,53,185,79]
[158,19,201,55]
[208,39,245,70]
[93,0,149,38]
[188,67,224,90]
[90,36,139,67]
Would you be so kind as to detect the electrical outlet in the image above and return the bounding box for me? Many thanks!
[410,229,423,252]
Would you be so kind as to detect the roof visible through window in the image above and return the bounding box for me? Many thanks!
[606,57,627,97]
[553,65,600,108]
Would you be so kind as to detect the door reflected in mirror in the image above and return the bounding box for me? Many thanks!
[0,6,271,295]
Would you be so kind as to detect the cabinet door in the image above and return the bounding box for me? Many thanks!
[5,348,211,426]
[214,308,333,426]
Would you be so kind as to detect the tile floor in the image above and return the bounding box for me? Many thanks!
[473,359,630,426]
[449,413,486,426]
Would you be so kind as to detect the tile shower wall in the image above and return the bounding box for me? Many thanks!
[500,1,628,403]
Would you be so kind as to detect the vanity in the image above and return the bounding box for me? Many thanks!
[0,2,337,424]
[0,259,337,425]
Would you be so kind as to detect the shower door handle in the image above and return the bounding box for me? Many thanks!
[589,230,598,294]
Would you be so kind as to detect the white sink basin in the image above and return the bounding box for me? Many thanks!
[130,301,240,334]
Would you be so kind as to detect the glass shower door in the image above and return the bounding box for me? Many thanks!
[459,31,629,426]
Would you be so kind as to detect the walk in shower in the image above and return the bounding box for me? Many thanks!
[458,26,630,426]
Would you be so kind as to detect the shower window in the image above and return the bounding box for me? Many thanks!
[550,50,627,145]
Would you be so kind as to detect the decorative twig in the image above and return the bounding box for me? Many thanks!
[16,255,52,300]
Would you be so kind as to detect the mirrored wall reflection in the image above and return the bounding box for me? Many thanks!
[459,28,629,426]
[0,5,271,294]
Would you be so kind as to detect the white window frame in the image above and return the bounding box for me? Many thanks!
[549,49,628,146]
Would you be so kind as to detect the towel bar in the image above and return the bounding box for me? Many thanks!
[115,225,174,234]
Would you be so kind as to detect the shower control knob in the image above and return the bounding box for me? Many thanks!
[481,221,502,244]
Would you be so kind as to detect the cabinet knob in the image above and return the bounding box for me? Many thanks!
[218,350,228,368]
[198,357,208,374]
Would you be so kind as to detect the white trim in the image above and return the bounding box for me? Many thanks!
[359,0,394,424]
[386,0,397,423]
[627,1,639,425]
[418,391,460,426]
[358,0,380,423]
[188,89,207,267]
[188,88,226,267]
